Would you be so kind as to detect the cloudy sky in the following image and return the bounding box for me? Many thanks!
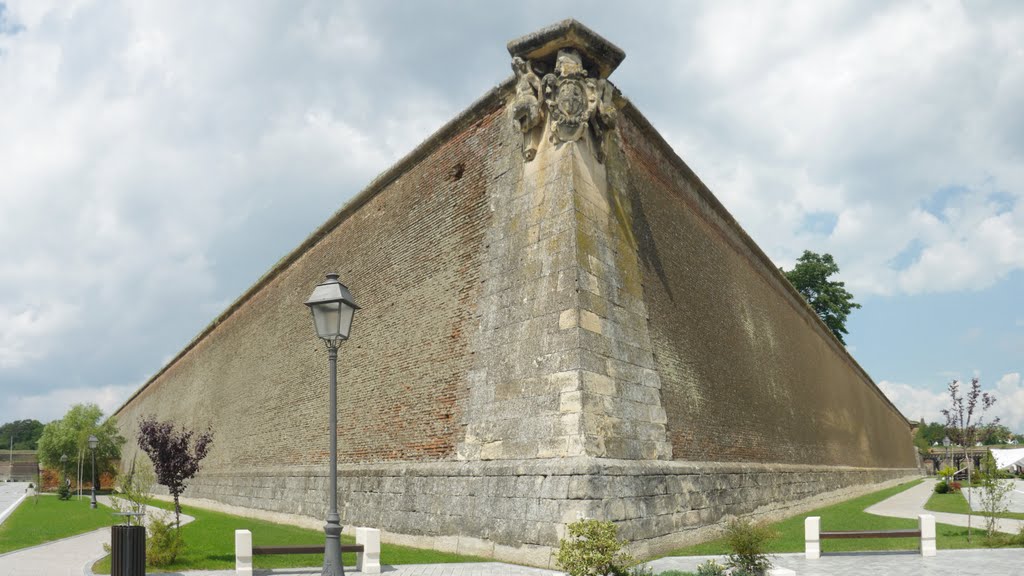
[1,1,1021,433]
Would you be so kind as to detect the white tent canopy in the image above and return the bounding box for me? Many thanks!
[989,447,1024,470]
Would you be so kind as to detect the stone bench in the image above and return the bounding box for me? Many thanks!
[804,514,935,559]
[235,526,381,575]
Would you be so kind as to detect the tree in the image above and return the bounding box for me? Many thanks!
[0,419,45,450]
[781,251,861,344]
[913,420,948,453]
[137,416,213,528]
[941,377,998,542]
[36,404,125,489]
[980,424,1013,445]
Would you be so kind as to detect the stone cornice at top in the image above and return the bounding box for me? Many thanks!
[507,18,625,79]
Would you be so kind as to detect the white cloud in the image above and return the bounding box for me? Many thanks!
[993,373,1024,432]
[666,0,1024,296]
[4,384,138,425]
[880,373,1024,432]
[0,0,450,417]
[877,380,950,425]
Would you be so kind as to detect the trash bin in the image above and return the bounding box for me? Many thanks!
[111,524,146,576]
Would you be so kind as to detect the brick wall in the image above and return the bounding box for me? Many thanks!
[613,108,916,469]
[116,95,506,470]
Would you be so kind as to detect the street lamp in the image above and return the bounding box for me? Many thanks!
[305,273,359,576]
[88,435,98,509]
[942,436,951,471]
[60,454,68,490]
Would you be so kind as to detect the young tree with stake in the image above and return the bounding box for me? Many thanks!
[941,377,998,543]
[137,417,213,528]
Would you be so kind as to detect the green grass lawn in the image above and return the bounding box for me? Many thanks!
[666,479,1023,557]
[91,498,487,573]
[925,490,1024,520]
[0,495,115,554]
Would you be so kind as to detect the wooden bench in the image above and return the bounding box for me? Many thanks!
[251,543,364,555]
[236,527,381,575]
[805,515,935,559]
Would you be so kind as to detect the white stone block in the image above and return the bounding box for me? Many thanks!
[767,568,796,576]
[356,526,381,574]
[235,529,253,576]
[805,516,820,559]
[919,514,936,557]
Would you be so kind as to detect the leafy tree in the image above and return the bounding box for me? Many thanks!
[781,251,861,344]
[137,417,213,528]
[36,404,125,488]
[981,424,1013,445]
[942,377,998,542]
[913,420,948,453]
[0,419,45,450]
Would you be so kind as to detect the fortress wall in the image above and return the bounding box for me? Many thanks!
[110,20,923,566]
[613,108,916,468]
[115,93,508,472]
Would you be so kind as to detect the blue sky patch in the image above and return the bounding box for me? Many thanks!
[920,186,968,221]
[0,3,23,36]
[888,238,925,270]
[801,211,839,236]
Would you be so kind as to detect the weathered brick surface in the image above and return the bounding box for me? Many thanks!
[117,91,506,470]
[612,107,916,469]
[112,64,918,568]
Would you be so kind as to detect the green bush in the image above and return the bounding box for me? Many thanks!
[724,518,775,576]
[556,519,640,576]
[695,559,726,576]
[57,483,71,501]
[146,514,184,566]
[934,481,949,494]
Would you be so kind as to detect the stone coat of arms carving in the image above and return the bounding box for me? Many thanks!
[509,48,617,162]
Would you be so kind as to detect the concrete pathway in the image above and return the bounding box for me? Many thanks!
[648,549,1024,576]
[0,482,29,525]
[866,479,1024,534]
[142,563,562,576]
[0,495,194,576]
[962,479,1024,514]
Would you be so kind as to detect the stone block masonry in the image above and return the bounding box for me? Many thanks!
[114,19,920,568]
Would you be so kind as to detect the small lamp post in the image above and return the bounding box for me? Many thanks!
[60,454,68,489]
[88,435,98,509]
[305,273,359,576]
[942,436,951,472]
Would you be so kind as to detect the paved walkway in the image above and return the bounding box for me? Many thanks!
[3,480,1023,576]
[0,495,194,576]
[0,482,29,525]
[648,549,1024,576]
[962,479,1024,513]
[142,564,562,576]
[866,479,1024,534]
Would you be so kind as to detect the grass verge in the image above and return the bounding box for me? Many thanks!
[925,490,1024,520]
[0,495,115,554]
[666,479,1022,556]
[91,498,487,573]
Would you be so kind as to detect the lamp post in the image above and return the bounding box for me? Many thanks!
[88,435,98,509]
[60,454,68,490]
[305,273,359,576]
[942,436,951,473]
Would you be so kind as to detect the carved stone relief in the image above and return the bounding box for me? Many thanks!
[509,48,617,162]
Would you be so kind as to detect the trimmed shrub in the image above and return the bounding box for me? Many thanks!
[556,519,639,576]
[724,518,776,576]
[934,481,949,494]
[695,559,727,576]
[146,514,185,566]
